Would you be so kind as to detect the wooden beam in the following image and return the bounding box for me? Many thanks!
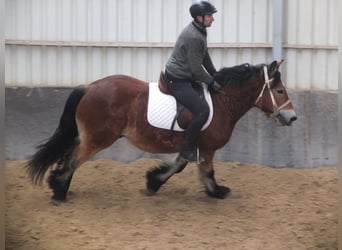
[5,39,338,50]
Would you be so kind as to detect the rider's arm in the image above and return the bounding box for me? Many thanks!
[203,50,217,77]
[187,37,214,85]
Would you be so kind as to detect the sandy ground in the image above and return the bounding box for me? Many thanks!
[5,159,338,250]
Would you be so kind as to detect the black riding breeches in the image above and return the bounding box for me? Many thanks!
[165,73,209,148]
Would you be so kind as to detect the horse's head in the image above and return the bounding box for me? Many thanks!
[254,60,297,126]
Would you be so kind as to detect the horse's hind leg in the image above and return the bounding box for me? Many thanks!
[48,156,75,202]
[146,156,188,195]
[47,137,109,202]
[48,122,123,203]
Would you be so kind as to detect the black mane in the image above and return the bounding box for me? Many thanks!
[214,63,261,86]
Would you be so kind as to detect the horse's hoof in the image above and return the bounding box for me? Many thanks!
[206,185,231,199]
[50,198,64,206]
[146,166,169,195]
[51,192,67,203]
[50,196,67,206]
[146,174,164,194]
[145,188,157,196]
[139,188,155,196]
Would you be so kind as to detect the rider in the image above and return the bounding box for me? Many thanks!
[164,0,221,162]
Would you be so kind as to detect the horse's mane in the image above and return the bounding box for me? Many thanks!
[214,63,261,86]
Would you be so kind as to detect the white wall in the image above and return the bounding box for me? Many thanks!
[5,0,338,89]
[284,0,338,89]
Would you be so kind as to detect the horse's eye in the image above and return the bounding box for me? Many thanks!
[276,89,284,94]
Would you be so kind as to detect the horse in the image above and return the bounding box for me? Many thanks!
[25,60,297,202]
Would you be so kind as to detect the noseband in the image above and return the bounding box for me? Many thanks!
[254,66,291,117]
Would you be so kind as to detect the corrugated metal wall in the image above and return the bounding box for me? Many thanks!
[5,0,338,89]
[284,0,338,90]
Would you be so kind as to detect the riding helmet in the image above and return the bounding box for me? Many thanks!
[189,0,217,18]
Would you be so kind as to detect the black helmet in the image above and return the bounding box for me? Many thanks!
[189,1,217,18]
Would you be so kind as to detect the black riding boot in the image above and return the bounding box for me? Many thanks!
[180,119,204,162]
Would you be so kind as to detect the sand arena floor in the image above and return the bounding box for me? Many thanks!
[5,159,338,250]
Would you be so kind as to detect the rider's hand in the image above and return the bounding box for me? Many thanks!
[209,80,221,92]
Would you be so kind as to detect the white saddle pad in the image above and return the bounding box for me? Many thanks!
[147,82,213,131]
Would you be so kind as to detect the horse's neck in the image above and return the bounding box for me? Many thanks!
[217,85,258,122]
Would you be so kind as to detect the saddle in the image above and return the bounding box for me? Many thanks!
[158,72,207,130]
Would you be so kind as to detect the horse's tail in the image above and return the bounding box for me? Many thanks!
[25,86,86,185]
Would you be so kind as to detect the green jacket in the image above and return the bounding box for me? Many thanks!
[165,21,216,85]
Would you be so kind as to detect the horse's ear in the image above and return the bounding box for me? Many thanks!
[269,59,284,76]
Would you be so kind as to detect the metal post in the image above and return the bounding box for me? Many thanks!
[0,0,4,248]
[273,0,283,60]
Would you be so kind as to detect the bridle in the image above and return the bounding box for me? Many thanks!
[215,65,292,117]
[254,65,291,117]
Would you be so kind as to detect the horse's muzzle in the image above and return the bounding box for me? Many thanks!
[276,109,297,126]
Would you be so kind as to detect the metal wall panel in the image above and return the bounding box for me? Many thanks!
[5,0,338,89]
[283,0,338,89]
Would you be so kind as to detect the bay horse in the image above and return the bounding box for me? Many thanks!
[25,60,297,202]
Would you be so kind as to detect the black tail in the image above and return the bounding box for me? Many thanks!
[25,86,86,185]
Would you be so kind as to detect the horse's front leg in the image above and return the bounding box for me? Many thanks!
[146,156,188,195]
[198,158,231,199]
